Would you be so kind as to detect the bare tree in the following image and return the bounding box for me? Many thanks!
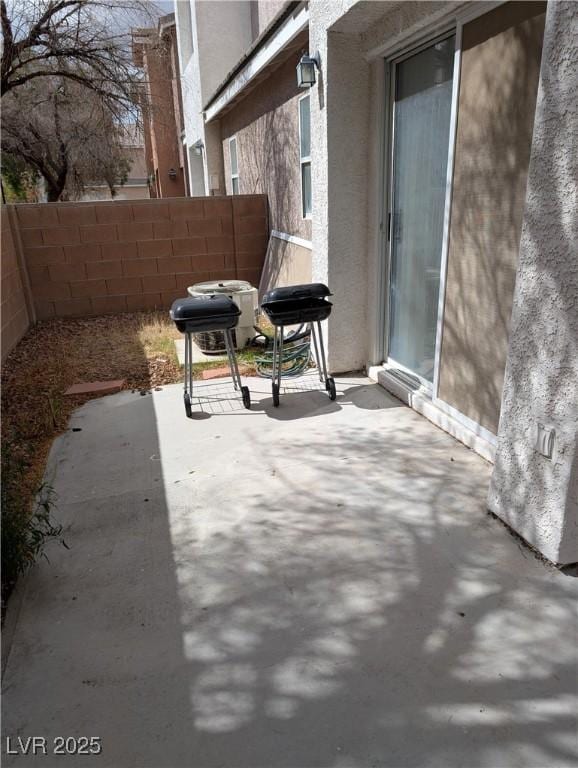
[1,0,156,120]
[2,75,132,200]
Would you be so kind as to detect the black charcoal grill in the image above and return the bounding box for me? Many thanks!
[261,283,336,406]
[170,295,251,417]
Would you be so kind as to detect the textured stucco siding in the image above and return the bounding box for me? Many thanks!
[220,50,310,240]
[175,1,199,130]
[359,1,461,53]
[195,0,253,194]
[438,3,546,435]
[175,1,206,188]
[309,1,375,373]
[488,0,578,565]
[251,1,289,39]
[195,2,253,103]
[324,31,371,373]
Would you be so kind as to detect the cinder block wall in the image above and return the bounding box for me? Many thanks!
[14,196,268,320]
[1,207,31,361]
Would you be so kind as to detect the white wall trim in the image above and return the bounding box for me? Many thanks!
[204,5,309,123]
[271,230,312,250]
[432,394,497,447]
[229,135,239,194]
[432,24,462,398]
[368,364,496,463]
[368,58,388,365]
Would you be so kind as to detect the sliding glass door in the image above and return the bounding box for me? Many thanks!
[387,36,455,384]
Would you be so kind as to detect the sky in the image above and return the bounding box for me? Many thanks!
[152,0,174,14]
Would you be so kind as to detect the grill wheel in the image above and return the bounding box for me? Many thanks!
[272,383,280,408]
[327,377,336,401]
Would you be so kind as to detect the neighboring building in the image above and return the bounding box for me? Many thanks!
[175,1,311,284]
[217,8,310,289]
[80,123,149,201]
[133,14,188,198]
[174,0,254,196]
[174,0,577,567]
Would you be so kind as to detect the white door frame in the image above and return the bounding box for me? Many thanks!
[431,22,462,398]
[376,4,504,446]
[383,29,459,394]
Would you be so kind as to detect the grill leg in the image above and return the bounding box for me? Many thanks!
[224,329,241,391]
[188,332,193,398]
[184,331,189,395]
[271,326,278,383]
[183,332,193,418]
[310,322,324,382]
[271,326,280,406]
[277,325,284,392]
[316,321,329,381]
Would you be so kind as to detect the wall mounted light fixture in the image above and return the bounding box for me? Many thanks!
[297,52,321,88]
[192,139,204,156]
[168,168,177,180]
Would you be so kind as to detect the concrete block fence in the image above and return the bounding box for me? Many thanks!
[1,207,33,361]
[7,195,268,322]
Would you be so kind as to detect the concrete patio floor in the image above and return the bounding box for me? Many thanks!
[2,374,577,768]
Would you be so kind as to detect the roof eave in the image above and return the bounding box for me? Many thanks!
[203,2,309,123]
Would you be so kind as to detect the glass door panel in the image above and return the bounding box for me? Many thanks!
[388,36,455,383]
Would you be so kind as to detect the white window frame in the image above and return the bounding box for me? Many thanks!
[229,136,239,195]
[298,93,311,219]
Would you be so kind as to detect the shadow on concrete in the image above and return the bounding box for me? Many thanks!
[180,374,404,422]
[1,389,195,767]
[2,376,576,768]
[168,411,576,768]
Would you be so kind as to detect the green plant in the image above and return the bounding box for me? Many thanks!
[27,484,69,564]
[1,153,38,202]
[1,449,69,608]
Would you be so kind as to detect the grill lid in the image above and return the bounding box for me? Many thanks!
[170,294,241,321]
[262,283,332,305]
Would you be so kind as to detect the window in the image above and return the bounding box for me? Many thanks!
[229,137,239,194]
[299,94,311,218]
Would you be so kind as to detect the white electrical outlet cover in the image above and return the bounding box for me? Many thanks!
[535,424,555,459]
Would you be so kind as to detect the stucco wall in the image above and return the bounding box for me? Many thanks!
[1,207,31,361]
[196,2,253,105]
[175,1,206,190]
[438,2,546,435]
[251,1,289,39]
[220,48,311,241]
[488,0,578,565]
[323,30,371,373]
